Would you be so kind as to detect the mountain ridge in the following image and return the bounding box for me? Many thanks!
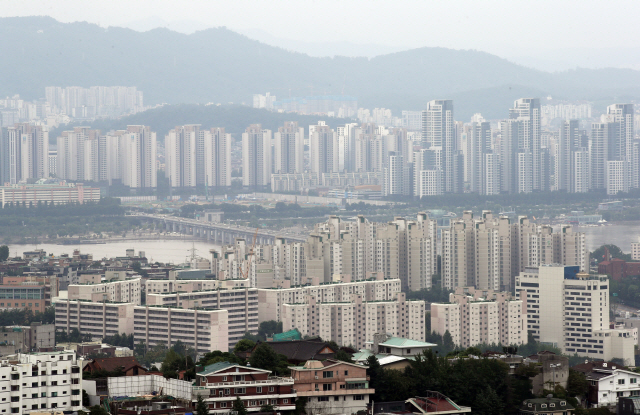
[1,16,639,119]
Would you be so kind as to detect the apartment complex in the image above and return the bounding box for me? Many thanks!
[67,277,142,304]
[54,300,135,338]
[257,277,402,322]
[442,211,588,292]
[282,292,425,349]
[145,287,258,348]
[515,265,635,364]
[133,306,228,354]
[0,181,100,208]
[0,351,84,413]
[290,360,374,415]
[431,287,527,348]
[193,362,295,413]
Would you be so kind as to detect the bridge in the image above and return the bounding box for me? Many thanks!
[129,213,308,245]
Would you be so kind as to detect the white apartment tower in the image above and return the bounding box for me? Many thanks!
[310,122,339,174]
[165,125,198,187]
[6,123,49,184]
[242,124,272,187]
[274,121,304,174]
[509,98,541,191]
[204,127,232,187]
[422,100,455,192]
[121,125,157,188]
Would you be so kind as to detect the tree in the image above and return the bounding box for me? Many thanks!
[0,245,8,262]
[233,397,248,415]
[473,386,504,415]
[294,397,307,415]
[89,406,109,415]
[249,343,289,375]
[196,395,210,415]
[233,339,256,353]
[442,330,455,353]
[567,369,589,398]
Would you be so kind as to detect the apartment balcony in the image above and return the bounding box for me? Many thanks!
[202,377,294,388]
[295,388,375,397]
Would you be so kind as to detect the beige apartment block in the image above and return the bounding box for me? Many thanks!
[257,277,401,323]
[431,286,526,348]
[134,306,228,353]
[67,277,142,304]
[145,287,258,348]
[54,299,135,338]
[282,292,425,349]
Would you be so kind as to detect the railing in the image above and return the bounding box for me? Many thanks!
[202,377,294,387]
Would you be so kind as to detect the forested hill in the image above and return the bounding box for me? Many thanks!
[3,16,640,119]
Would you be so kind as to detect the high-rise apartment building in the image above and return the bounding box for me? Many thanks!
[514,265,632,364]
[165,125,198,187]
[431,287,527,348]
[510,98,541,191]
[590,122,616,190]
[204,127,232,187]
[274,121,304,174]
[469,121,491,194]
[3,123,49,184]
[310,122,338,174]
[282,292,425,349]
[422,100,455,192]
[242,124,272,187]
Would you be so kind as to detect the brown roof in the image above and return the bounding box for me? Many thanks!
[258,340,337,363]
[88,356,145,372]
[572,361,627,374]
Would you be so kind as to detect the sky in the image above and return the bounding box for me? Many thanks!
[3,0,640,69]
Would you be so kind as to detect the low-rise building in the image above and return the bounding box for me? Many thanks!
[54,300,135,338]
[290,359,374,414]
[133,306,228,353]
[0,285,48,314]
[573,361,640,409]
[520,397,574,415]
[193,362,295,413]
[1,351,85,413]
[84,356,148,377]
[0,323,55,354]
[364,333,435,357]
[0,181,100,208]
[373,392,472,415]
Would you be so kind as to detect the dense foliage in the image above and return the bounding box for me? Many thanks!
[0,307,55,326]
[249,343,290,376]
[591,244,632,263]
[241,321,284,342]
[0,198,134,244]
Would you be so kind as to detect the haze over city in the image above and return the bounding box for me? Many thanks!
[1,2,640,415]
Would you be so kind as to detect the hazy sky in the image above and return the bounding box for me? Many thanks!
[3,0,640,62]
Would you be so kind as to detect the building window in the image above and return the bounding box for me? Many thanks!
[250,401,257,407]
[223,376,227,381]
[618,392,625,397]
[271,400,276,405]
[632,378,638,384]
[269,387,274,392]
[318,397,329,402]
[619,379,625,385]
[224,389,230,395]
[257,387,262,393]
[354,395,365,401]
[220,403,227,408]
[323,371,334,378]
[283,399,288,404]
[323,384,332,391]
[235,388,245,394]
[345,371,349,376]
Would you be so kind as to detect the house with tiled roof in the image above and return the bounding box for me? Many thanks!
[520,397,574,415]
[192,361,295,413]
[572,361,640,408]
[246,339,337,365]
[373,391,471,414]
[290,359,374,414]
[365,333,435,357]
[83,356,148,376]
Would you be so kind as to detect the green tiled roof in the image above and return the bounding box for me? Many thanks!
[378,337,437,348]
[199,361,236,375]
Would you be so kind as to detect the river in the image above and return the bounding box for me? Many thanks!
[6,222,640,261]
[7,239,221,264]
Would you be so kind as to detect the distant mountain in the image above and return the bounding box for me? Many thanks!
[2,16,640,120]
